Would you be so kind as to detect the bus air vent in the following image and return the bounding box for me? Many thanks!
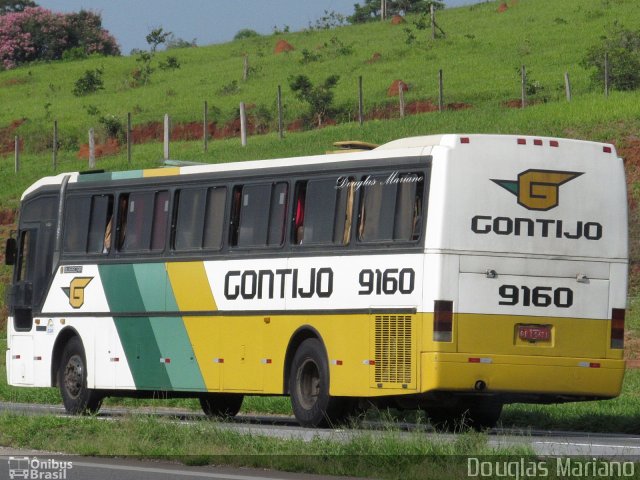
[375,315,412,385]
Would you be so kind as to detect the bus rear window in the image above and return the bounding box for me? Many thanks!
[358,173,424,243]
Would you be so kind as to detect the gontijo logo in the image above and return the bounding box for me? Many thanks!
[491,169,583,211]
[61,277,93,309]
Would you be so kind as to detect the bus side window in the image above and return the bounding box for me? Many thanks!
[231,183,287,248]
[358,172,424,243]
[202,187,227,250]
[151,191,169,251]
[86,195,114,254]
[116,194,129,251]
[292,177,354,246]
[63,196,91,253]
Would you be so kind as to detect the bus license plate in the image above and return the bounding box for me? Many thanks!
[518,325,551,341]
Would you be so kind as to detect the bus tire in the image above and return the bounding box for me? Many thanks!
[199,393,244,417]
[289,338,346,427]
[58,336,102,415]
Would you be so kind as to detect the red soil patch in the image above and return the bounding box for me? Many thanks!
[274,39,294,54]
[0,118,26,155]
[1,78,28,87]
[0,209,16,225]
[77,138,121,160]
[367,52,382,64]
[367,100,472,120]
[387,79,410,97]
[497,2,508,12]
[390,15,405,24]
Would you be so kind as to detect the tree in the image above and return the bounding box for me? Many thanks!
[348,0,444,23]
[0,7,119,69]
[234,28,259,40]
[582,24,640,91]
[146,27,171,52]
[0,0,36,14]
[289,74,339,127]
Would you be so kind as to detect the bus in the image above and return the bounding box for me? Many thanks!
[4,134,628,428]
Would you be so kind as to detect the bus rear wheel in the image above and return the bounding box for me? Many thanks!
[199,393,244,417]
[58,336,103,415]
[289,338,348,427]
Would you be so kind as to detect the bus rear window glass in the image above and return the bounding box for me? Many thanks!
[63,196,91,253]
[358,173,423,242]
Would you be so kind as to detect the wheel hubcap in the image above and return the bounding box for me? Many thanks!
[297,359,320,410]
[64,355,84,398]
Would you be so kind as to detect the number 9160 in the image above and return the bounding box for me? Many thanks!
[499,285,573,308]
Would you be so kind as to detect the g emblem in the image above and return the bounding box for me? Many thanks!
[62,277,93,309]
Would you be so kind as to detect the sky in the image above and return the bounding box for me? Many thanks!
[36,0,479,55]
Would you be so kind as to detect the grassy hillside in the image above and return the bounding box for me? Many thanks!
[0,0,639,161]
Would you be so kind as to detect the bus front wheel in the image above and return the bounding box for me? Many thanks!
[199,393,244,417]
[58,336,103,415]
[289,338,347,427]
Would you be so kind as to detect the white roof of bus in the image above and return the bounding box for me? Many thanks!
[21,134,616,199]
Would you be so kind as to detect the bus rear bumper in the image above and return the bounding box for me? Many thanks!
[421,352,625,399]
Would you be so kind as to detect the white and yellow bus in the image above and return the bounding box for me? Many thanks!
[5,134,628,428]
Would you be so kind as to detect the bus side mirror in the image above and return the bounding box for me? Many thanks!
[5,237,16,266]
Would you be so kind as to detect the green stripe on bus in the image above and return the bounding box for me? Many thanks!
[112,170,143,180]
[149,316,206,390]
[133,263,167,311]
[77,172,113,183]
[99,264,172,390]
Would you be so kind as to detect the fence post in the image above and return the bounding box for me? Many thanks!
[520,65,527,108]
[127,112,132,164]
[14,136,19,174]
[564,72,572,102]
[398,81,405,118]
[604,52,610,97]
[203,101,209,152]
[358,76,364,126]
[163,114,170,160]
[381,0,386,21]
[438,69,444,112]
[240,102,248,146]
[243,55,249,82]
[277,86,284,140]
[431,4,436,40]
[52,119,58,171]
[88,128,96,169]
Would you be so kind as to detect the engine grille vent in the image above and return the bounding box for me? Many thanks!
[374,315,412,385]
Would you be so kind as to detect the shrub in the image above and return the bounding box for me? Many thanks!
[72,68,104,96]
[582,24,640,91]
[234,28,259,40]
[158,55,180,70]
[289,74,339,127]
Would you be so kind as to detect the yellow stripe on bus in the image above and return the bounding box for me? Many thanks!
[167,261,221,391]
[143,167,181,177]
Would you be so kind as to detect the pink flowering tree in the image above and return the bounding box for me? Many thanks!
[0,7,119,69]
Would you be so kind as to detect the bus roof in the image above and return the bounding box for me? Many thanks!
[21,134,617,200]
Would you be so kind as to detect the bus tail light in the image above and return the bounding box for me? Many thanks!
[611,308,625,349]
[433,300,453,342]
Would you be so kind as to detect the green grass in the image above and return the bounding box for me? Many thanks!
[0,412,537,480]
